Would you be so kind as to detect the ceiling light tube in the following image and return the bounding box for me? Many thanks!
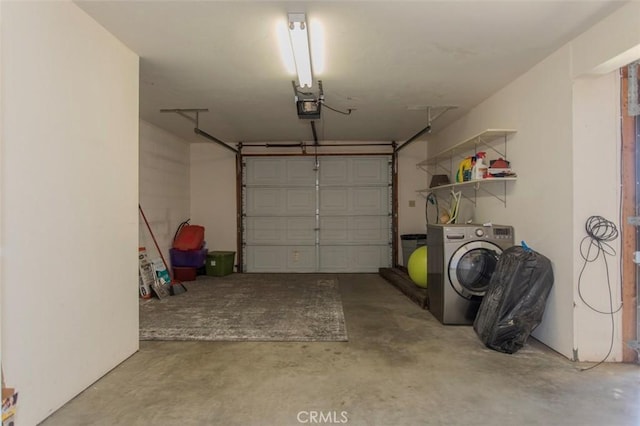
[288,13,313,88]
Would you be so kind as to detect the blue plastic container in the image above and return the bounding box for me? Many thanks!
[170,248,208,268]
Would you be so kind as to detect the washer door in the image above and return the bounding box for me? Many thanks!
[448,241,501,299]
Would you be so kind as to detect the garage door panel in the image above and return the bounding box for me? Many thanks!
[246,217,315,245]
[321,216,388,244]
[319,189,348,213]
[319,188,388,215]
[286,189,316,213]
[247,246,316,272]
[319,246,349,270]
[247,188,315,216]
[247,246,286,272]
[247,158,315,186]
[286,217,316,242]
[286,158,316,185]
[351,158,389,185]
[246,217,282,244]
[320,157,389,186]
[319,217,348,243]
[351,188,388,214]
[319,245,390,272]
[286,246,317,271]
[245,156,391,273]
[246,188,282,215]
[319,158,348,184]
[349,216,389,243]
[351,246,390,272]
[246,158,285,185]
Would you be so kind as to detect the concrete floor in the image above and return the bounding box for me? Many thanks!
[42,274,639,426]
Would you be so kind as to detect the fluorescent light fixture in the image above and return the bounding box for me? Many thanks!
[288,13,313,88]
[276,21,296,75]
[309,19,325,75]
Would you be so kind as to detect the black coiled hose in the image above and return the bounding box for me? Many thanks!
[578,215,620,314]
[577,215,620,371]
[584,215,618,248]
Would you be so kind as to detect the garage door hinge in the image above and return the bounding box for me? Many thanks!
[627,216,640,226]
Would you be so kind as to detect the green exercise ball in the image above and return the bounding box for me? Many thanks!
[407,246,428,288]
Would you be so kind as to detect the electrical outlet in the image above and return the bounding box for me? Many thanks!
[409,200,416,207]
[293,250,299,262]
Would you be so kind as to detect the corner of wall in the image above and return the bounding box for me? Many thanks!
[139,120,191,265]
[397,141,429,264]
[189,143,238,254]
[571,2,640,77]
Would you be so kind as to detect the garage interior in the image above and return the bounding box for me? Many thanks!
[1,1,640,425]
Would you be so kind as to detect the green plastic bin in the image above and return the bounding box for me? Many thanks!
[206,251,235,276]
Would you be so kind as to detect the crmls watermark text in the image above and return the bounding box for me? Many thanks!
[297,411,349,424]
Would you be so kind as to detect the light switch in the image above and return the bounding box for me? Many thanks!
[409,200,416,207]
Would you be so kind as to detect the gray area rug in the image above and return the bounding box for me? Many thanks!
[139,274,348,342]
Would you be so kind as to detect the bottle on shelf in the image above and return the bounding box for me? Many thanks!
[472,152,488,180]
[456,156,474,182]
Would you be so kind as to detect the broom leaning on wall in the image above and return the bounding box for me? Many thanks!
[138,204,188,296]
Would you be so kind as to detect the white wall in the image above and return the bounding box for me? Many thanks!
[438,47,573,357]
[1,2,139,424]
[431,46,576,358]
[190,143,238,257]
[139,120,190,265]
[572,72,622,361]
[430,1,640,361]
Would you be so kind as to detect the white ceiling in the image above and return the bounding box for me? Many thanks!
[77,1,625,144]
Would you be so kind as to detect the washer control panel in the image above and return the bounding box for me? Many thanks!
[443,224,513,242]
[492,226,513,240]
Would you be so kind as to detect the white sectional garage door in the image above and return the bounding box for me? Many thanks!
[244,156,391,272]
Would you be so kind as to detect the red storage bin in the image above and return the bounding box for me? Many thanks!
[173,267,197,282]
[173,225,205,251]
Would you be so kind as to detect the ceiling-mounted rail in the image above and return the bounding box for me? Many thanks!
[395,106,457,153]
[266,143,304,148]
[395,123,432,153]
[161,108,238,154]
[160,108,208,127]
[238,142,394,147]
[194,128,239,154]
[310,121,318,145]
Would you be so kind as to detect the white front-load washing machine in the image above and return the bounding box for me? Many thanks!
[427,224,514,325]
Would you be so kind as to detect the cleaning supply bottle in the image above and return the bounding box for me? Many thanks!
[470,156,478,181]
[456,156,474,182]
[474,152,488,179]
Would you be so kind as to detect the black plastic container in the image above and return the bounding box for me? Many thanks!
[401,234,427,267]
